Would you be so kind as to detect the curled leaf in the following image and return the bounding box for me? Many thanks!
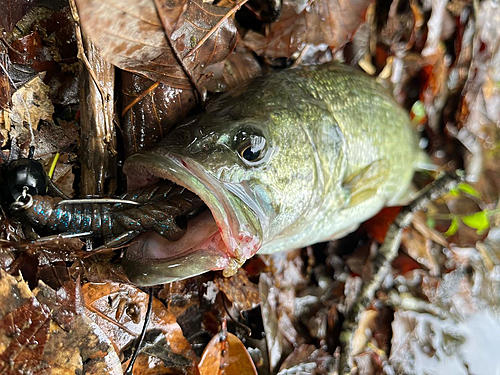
[444,217,459,237]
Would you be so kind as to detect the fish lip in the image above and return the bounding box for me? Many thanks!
[123,150,263,267]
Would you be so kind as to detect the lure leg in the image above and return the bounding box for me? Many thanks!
[95,230,141,251]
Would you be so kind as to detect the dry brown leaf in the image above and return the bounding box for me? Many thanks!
[214,268,260,312]
[76,0,237,90]
[2,74,54,139]
[243,0,373,59]
[82,282,195,363]
[0,270,50,373]
[199,331,257,375]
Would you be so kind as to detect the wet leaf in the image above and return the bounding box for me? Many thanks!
[76,0,237,90]
[461,211,490,234]
[0,47,10,110]
[120,71,197,155]
[82,283,196,366]
[204,46,262,93]
[0,270,121,373]
[199,331,257,375]
[362,206,401,243]
[243,0,373,59]
[34,281,123,374]
[0,0,35,33]
[444,217,459,237]
[214,268,260,312]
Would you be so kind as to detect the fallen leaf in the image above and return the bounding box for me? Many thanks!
[204,46,262,93]
[0,0,35,33]
[3,74,54,135]
[0,47,10,110]
[0,270,50,373]
[243,0,373,59]
[34,280,123,374]
[82,282,196,366]
[214,268,260,312]
[199,331,257,375]
[401,227,440,276]
[76,0,237,90]
[120,71,197,155]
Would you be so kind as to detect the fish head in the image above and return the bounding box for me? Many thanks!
[123,84,322,285]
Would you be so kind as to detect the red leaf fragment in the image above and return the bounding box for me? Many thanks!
[0,297,50,373]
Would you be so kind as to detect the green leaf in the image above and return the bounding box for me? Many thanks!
[426,217,436,229]
[457,183,481,198]
[444,217,459,237]
[461,211,490,234]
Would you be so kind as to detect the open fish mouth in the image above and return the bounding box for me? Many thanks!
[122,150,262,286]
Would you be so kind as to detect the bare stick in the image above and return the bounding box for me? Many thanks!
[70,0,117,197]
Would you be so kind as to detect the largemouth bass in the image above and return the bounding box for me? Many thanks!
[123,63,420,286]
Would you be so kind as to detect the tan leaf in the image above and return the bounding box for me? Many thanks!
[4,74,54,132]
[199,331,257,375]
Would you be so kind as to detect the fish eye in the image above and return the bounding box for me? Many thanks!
[235,132,267,164]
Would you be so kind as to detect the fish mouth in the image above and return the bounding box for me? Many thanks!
[122,150,262,286]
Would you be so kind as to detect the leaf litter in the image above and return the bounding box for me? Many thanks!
[0,0,500,374]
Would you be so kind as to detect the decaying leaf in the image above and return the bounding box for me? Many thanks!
[75,0,237,91]
[1,74,54,146]
[199,331,257,375]
[0,0,36,33]
[0,47,10,110]
[0,270,122,374]
[34,280,123,374]
[214,268,260,312]
[82,282,196,368]
[243,0,373,59]
[0,270,50,373]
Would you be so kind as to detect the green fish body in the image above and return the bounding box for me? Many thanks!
[123,63,420,285]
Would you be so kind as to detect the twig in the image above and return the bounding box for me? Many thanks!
[122,82,159,117]
[69,0,117,196]
[337,173,460,374]
[184,0,250,59]
[125,287,154,375]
